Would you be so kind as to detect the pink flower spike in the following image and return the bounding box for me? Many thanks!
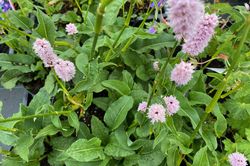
[138,101,148,112]
[168,0,205,41]
[182,14,219,56]
[54,59,76,82]
[33,38,58,67]
[163,95,180,116]
[147,104,166,124]
[66,23,78,35]
[228,152,248,166]
[170,61,194,86]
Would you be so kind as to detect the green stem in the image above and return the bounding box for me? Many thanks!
[90,4,105,59]
[220,83,243,99]
[104,1,135,61]
[0,110,72,123]
[53,71,84,108]
[147,42,178,106]
[121,8,154,52]
[188,15,250,146]
[74,0,82,13]
[0,126,17,132]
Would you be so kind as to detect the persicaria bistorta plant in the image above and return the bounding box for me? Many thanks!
[0,0,250,165]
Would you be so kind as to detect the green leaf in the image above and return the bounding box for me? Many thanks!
[131,33,175,53]
[14,133,34,161]
[175,91,200,129]
[104,129,135,157]
[104,96,134,130]
[15,0,33,16]
[104,143,135,158]
[68,112,80,133]
[122,70,134,89]
[0,131,18,146]
[103,0,125,26]
[192,146,210,166]
[36,10,56,44]
[91,116,109,144]
[189,91,227,137]
[75,52,89,73]
[44,71,55,94]
[0,53,35,64]
[166,146,181,166]
[35,124,60,139]
[102,80,131,96]
[8,11,33,30]
[51,115,62,129]
[0,70,23,89]
[66,138,105,162]
[136,65,150,81]
[93,97,110,111]
[28,88,50,114]
[246,128,250,141]
[153,129,168,149]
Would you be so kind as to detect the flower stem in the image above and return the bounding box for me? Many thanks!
[104,1,135,61]
[90,1,113,59]
[53,71,84,109]
[121,8,154,52]
[147,42,178,106]
[0,110,72,123]
[74,0,82,13]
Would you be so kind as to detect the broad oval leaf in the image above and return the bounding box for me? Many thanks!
[192,146,210,166]
[102,80,131,96]
[66,137,105,162]
[104,96,134,130]
[36,10,56,45]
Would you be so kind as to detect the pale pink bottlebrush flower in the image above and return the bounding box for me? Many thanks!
[147,104,166,123]
[54,59,76,82]
[32,38,58,67]
[170,61,194,86]
[65,23,78,35]
[228,152,248,166]
[182,14,219,56]
[168,0,204,41]
[163,95,180,115]
[138,101,148,112]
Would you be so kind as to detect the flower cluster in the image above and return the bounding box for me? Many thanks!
[168,0,204,41]
[182,14,219,56]
[167,0,218,56]
[32,38,58,67]
[228,152,248,166]
[65,23,78,35]
[33,38,76,82]
[137,95,180,124]
[171,61,194,86]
